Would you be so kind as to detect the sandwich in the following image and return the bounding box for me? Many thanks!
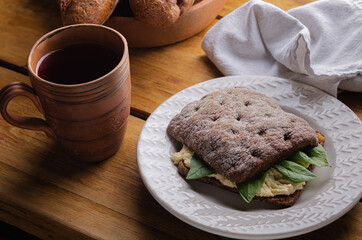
[167,87,328,207]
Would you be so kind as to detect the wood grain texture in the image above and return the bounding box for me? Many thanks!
[0,0,361,239]
[129,21,223,118]
[0,67,219,240]
[0,68,361,240]
[1,0,360,122]
[129,0,361,119]
[338,91,362,120]
[289,204,362,240]
[0,0,62,67]
[219,0,316,17]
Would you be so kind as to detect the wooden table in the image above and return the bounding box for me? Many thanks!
[0,0,361,239]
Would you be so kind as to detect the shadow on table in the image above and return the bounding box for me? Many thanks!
[0,141,103,238]
[0,221,39,240]
[133,183,220,240]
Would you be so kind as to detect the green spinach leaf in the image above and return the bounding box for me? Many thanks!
[288,144,328,167]
[274,160,316,183]
[186,155,216,180]
[288,151,311,168]
[236,171,267,203]
[303,144,329,167]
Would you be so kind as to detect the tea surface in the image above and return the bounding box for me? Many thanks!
[37,43,120,84]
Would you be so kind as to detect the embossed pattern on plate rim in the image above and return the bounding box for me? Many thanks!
[137,76,362,239]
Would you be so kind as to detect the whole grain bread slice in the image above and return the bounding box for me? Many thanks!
[167,87,318,183]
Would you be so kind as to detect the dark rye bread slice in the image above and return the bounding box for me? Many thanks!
[176,133,324,207]
[167,87,318,183]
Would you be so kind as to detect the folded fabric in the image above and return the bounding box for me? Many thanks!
[202,0,362,96]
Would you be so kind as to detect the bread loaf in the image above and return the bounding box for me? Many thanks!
[57,0,119,25]
[129,0,195,27]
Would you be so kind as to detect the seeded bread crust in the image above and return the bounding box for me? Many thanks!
[167,87,318,183]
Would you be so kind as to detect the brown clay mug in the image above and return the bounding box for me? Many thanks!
[0,24,131,162]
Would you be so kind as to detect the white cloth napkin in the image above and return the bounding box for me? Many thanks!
[202,0,362,96]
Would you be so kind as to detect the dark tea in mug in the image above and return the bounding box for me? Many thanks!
[36,43,121,85]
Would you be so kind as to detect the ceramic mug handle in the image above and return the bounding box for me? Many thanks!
[0,82,55,139]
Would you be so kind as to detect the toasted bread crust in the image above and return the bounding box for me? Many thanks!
[129,0,195,27]
[57,0,119,25]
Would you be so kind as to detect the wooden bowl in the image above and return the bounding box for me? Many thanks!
[105,0,226,48]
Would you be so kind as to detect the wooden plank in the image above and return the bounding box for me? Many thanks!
[0,0,62,67]
[219,0,316,17]
[338,91,362,120]
[0,0,221,118]
[129,36,362,121]
[1,159,360,240]
[0,0,334,120]
[290,203,362,240]
[0,0,361,238]
[1,68,361,240]
[128,0,323,118]
[0,162,176,240]
[0,68,219,240]
[0,0,316,68]
[128,0,362,120]
[129,21,223,118]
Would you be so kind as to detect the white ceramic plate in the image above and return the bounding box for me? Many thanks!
[137,76,362,239]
